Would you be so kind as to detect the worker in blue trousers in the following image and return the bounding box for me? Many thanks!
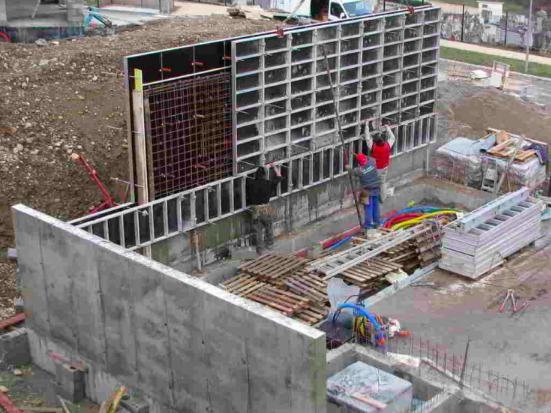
[346,154,382,229]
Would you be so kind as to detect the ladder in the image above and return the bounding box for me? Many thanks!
[309,224,434,279]
[481,158,498,193]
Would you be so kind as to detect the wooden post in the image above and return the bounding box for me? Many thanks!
[132,69,152,258]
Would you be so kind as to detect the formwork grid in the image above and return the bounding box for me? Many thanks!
[144,73,233,199]
[78,7,442,250]
[75,113,437,251]
[231,8,441,172]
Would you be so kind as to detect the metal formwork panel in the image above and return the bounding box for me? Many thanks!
[76,7,442,251]
[232,8,441,174]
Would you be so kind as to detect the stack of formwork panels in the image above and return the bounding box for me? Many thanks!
[439,188,543,279]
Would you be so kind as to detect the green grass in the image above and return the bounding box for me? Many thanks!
[440,46,551,78]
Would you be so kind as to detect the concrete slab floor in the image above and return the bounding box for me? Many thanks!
[369,231,551,391]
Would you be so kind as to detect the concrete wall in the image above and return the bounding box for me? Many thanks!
[155,146,430,270]
[0,0,7,24]
[5,0,42,20]
[98,0,174,14]
[66,0,84,25]
[13,204,327,413]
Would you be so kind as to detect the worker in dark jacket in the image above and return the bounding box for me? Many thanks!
[346,154,381,229]
[246,163,283,255]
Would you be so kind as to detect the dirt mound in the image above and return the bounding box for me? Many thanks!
[0,15,278,319]
[450,89,551,142]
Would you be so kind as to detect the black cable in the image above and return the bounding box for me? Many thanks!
[331,294,362,325]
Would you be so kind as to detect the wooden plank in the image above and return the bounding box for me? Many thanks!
[487,138,514,154]
[516,150,536,161]
[132,87,149,204]
[238,282,265,297]
[247,293,294,314]
[265,286,309,303]
[132,80,152,258]
[487,128,549,148]
[108,387,127,413]
[57,397,70,413]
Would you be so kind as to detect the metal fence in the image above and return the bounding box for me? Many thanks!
[441,5,551,55]
[350,332,545,411]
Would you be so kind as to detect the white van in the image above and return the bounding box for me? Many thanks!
[277,0,373,21]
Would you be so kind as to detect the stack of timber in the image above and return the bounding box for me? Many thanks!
[440,187,542,279]
[239,254,308,280]
[361,222,444,272]
[220,253,330,325]
[486,137,536,163]
[333,255,405,297]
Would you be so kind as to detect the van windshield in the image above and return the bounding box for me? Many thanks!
[343,1,371,16]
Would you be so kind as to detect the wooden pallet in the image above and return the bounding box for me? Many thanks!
[339,257,403,287]
[384,241,415,255]
[292,303,328,325]
[219,274,265,296]
[282,270,327,302]
[245,285,310,315]
[239,254,308,280]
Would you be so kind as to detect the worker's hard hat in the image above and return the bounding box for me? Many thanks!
[355,154,368,166]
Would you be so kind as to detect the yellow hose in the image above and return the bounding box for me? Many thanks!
[391,211,458,231]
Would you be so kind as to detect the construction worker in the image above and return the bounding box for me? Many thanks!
[246,163,283,255]
[365,122,395,202]
[346,154,381,229]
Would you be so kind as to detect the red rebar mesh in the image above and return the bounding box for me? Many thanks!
[145,72,233,199]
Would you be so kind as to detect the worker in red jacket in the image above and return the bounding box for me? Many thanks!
[365,122,395,202]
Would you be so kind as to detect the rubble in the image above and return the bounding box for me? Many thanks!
[0,15,279,317]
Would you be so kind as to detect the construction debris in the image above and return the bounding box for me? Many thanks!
[221,216,449,325]
[433,129,547,192]
[227,8,246,18]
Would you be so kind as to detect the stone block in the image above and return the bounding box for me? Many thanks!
[54,381,85,404]
[54,361,85,403]
[0,328,31,368]
[121,395,150,413]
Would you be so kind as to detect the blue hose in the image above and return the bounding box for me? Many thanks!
[337,303,386,346]
[326,236,352,250]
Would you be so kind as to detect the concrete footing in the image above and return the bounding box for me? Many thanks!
[327,344,510,413]
[121,395,150,413]
[0,328,31,368]
[54,361,86,403]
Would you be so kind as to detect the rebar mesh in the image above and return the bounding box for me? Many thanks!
[144,72,233,199]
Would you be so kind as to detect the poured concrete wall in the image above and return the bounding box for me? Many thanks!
[13,204,327,413]
[154,146,429,269]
